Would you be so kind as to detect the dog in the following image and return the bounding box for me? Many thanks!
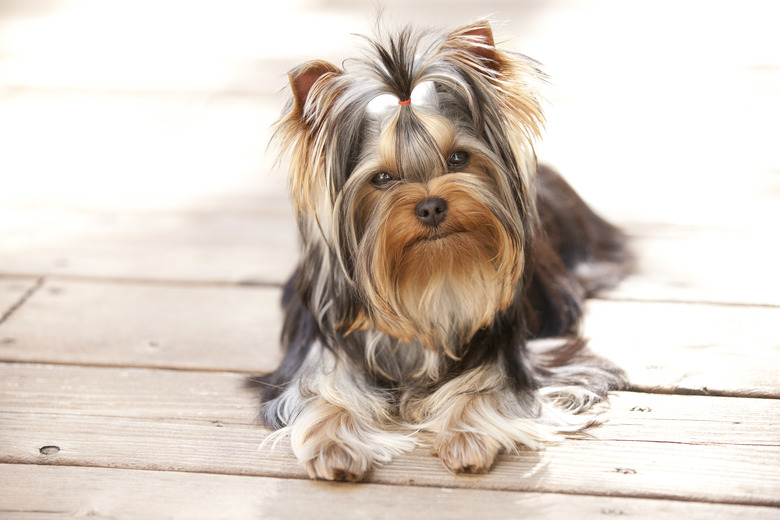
[254,20,631,481]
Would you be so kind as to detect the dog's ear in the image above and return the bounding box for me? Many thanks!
[442,20,498,68]
[288,60,342,115]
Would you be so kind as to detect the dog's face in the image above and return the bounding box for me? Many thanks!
[275,22,546,351]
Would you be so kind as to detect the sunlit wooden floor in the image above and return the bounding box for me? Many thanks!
[1,1,779,518]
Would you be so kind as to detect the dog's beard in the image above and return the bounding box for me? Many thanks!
[256,20,632,482]
[351,171,524,353]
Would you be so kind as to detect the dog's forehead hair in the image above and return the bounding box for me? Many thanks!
[371,106,457,182]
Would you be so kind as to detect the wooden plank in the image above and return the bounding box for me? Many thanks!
[1,411,778,506]
[1,364,779,505]
[0,202,297,285]
[0,363,257,424]
[1,207,779,307]
[3,278,778,397]
[0,279,283,372]
[600,392,780,446]
[2,363,779,447]
[2,465,779,520]
[585,299,780,397]
[605,226,780,307]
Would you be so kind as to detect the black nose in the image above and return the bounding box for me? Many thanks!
[415,197,447,227]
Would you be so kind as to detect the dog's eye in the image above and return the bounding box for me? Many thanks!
[447,151,470,169]
[370,172,397,188]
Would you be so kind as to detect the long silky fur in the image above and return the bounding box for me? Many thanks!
[252,20,631,481]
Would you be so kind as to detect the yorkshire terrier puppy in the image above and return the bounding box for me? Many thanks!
[256,20,631,481]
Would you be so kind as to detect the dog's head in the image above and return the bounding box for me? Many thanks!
[275,21,546,351]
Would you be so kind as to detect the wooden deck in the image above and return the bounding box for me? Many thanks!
[1,1,779,518]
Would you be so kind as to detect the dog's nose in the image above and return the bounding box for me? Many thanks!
[415,197,447,227]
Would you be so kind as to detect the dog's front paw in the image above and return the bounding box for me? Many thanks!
[434,431,500,474]
[289,399,408,482]
[303,441,372,482]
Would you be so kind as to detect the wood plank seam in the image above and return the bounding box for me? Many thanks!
[0,358,268,374]
[626,385,780,400]
[1,272,285,290]
[593,295,780,310]
[585,437,780,449]
[0,276,44,327]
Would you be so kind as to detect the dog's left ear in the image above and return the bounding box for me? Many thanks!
[442,20,499,69]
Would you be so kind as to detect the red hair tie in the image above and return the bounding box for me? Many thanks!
[398,99,411,105]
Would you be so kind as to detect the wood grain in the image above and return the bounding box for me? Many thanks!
[0,279,283,372]
[2,205,780,307]
[0,203,297,285]
[2,363,779,447]
[605,228,780,307]
[0,363,257,424]
[3,464,779,520]
[585,299,780,397]
[2,279,778,397]
[1,363,779,506]
[2,411,778,506]
[1,1,779,517]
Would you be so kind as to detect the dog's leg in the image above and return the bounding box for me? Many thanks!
[263,343,415,481]
[404,363,557,474]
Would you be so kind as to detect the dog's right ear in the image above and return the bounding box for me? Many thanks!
[275,59,343,215]
[289,60,342,116]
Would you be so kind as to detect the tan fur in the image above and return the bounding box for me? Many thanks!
[439,22,545,204]
[357,172,520,351]
[351,108,524,350]
[258,20,626,482]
